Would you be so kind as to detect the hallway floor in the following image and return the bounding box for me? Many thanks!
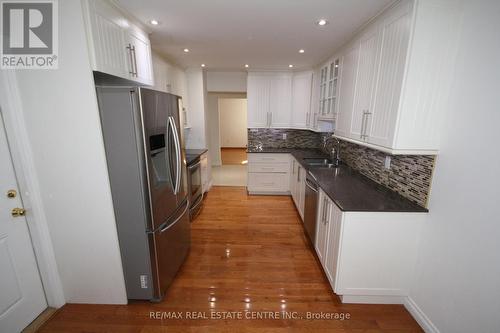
[38,187,422,332]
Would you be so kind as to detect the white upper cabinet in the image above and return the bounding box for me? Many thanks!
[335,44,359,139]
[82,0,154,85]
[269,74,292,128]
[247,72,292,128]
[247,74,271,128]
[333,0,462,154]
[291,71,313,129]
[351,26,380,141]
[125,30,154,85]
[318,59,341,120]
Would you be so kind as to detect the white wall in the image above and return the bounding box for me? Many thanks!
[408,1,500,332]
[219,98,248,147]
[8,0,127,304]
[185,68,207,149]
[206,71,247,92]
[206,93,221,166]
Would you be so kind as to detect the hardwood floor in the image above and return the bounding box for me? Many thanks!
[221,147,247,165]
[39,187,422,332]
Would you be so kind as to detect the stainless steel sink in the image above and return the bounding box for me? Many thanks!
[302,158,339,168]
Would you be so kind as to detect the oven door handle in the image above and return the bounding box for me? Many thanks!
[188,160,201,170]
[190,192,204,211]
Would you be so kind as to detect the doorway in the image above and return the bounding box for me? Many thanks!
[0,114,47,332]
[206,93,248,186]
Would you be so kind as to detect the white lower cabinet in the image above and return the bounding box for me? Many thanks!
[315,189,424,304]
[290,156,306,219]
[247,153,290,194]
[200,152,209,193]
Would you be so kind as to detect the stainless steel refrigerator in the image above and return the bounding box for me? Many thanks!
[96,86,190,301]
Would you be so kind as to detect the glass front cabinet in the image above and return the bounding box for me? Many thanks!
[318,58,340,120]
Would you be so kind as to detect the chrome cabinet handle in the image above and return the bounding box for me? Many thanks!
[297,166,301,182]
[126,44,135,75]
[363,111,372,140]
[292,160,295,174]
[269,112,273,127]
[131,45,138,77]
[360,111,367,139]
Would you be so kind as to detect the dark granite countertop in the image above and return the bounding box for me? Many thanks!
[248,147,428,213]
[185,148,208,165]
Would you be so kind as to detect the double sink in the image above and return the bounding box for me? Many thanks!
[302,158,339,169]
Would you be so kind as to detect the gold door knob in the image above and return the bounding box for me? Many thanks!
[6,189,17,198]
[11,208,26,217]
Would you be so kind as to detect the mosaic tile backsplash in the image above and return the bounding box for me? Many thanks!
[320,133,435,207]
[248,129,321,149]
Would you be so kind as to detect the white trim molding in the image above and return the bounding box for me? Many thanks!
[0,71,66,307]
[404,297,440,333]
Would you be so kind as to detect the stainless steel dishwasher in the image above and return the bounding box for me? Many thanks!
[304,171,319,244]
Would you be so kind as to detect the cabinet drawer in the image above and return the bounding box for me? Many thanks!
[247,173,289,192]
[248,153,290,163]
[248,162,289,173]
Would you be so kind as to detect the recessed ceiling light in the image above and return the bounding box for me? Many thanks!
[244,64,249,68]
[288,64,294,68]
[183,48,189,53]
[317,19,328,26]
[149,19,159,25]
[201,64,205,67]
[299,49,305,53]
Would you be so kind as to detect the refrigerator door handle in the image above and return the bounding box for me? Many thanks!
[166,117,176,191]
[169,116,182,195]
[160,201,189,233]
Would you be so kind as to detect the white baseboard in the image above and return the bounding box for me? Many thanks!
[340,295,406,304]
[404,297,440,333]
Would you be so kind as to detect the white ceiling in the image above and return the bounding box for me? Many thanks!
[117,0,394,70]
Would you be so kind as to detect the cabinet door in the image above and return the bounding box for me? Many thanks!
[335,44,359,138]
[200,154,208,193]
[290,159,297,204]
[315,192,330,265]
[351,27,380,141]
[127,31,154,85]
[297,167,307,218]
[86,0,129,79]
[247,75,270,128]
[367,4,411,148]
[324,201,343,290]
[291,72,313,128]
[269,75,292,128]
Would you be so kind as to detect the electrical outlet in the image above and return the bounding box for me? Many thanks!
[384,156,391,170]
[282,133,287,140]
[140,275,148,289]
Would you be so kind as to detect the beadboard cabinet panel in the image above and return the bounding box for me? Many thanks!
[247,74,270,128]
[291,71,313,129]
[351,26,381,141]
[269,75,292,128]
[335,44,359,139]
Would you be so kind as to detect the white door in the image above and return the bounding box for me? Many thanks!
[269,74,292,128]
[247,75,270,128]
[335,44,359,138]
[324,202,343,291]
[0,116,46,332]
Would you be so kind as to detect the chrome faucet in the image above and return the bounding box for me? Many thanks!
[331,137,341,167]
